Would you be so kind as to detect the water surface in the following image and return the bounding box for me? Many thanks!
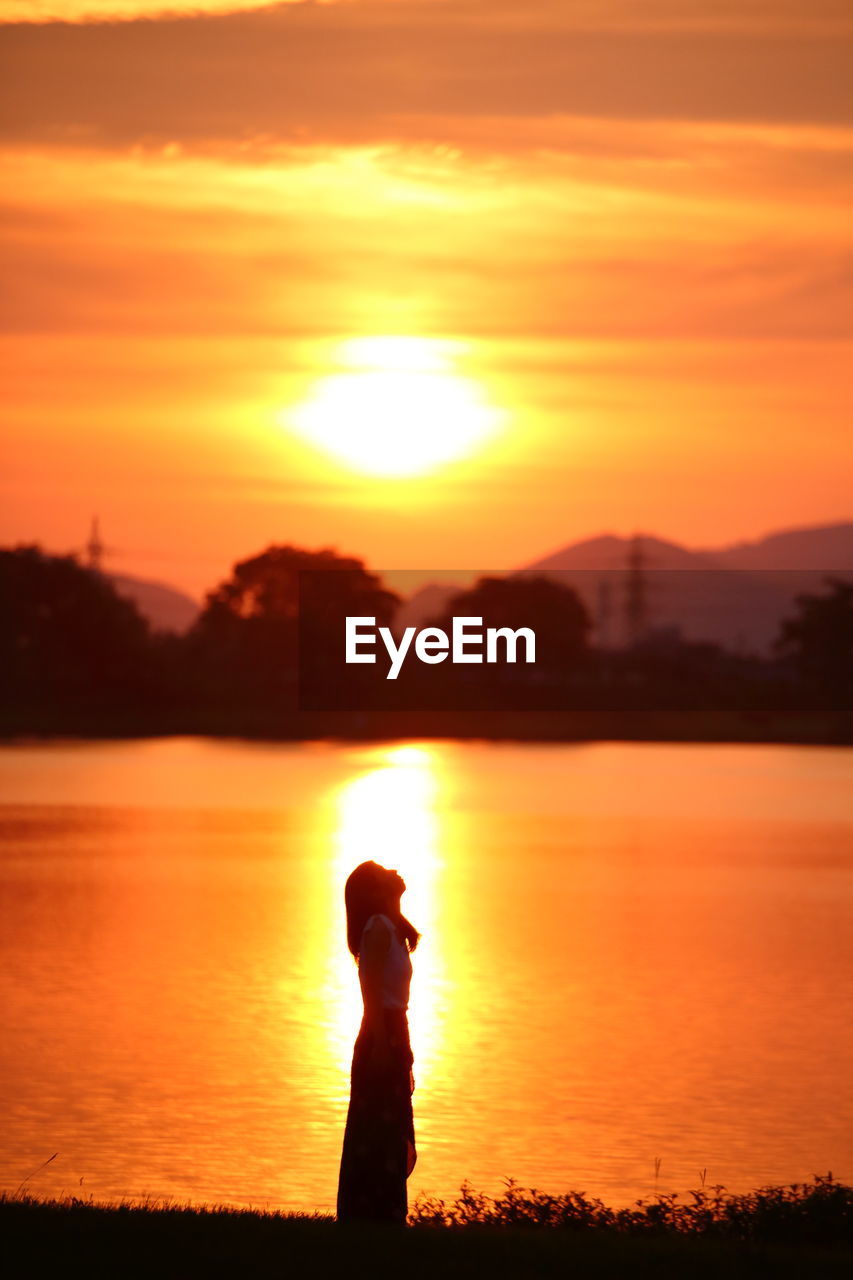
[1,738,851,1210]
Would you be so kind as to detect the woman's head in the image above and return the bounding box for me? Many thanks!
[344,860,419,959]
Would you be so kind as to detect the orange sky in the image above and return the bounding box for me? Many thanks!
[1,1,851,599]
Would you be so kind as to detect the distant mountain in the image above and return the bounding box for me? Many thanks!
[526,524,853,574]
[702,523,853,571]
[108,572,200,634]
[525,533,706,572]
[697,524,853,637]
[395,582,463,631]
[520,523,853,653]
[395,523,853,654]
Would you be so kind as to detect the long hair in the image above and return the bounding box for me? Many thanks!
[344,861,420,960]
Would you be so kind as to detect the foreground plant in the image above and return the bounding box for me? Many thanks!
[409,1173,852,1244]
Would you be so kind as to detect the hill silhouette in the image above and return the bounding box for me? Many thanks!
[398,522,853,653]
[106,572,200,634]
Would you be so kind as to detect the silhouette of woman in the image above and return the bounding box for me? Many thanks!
[337,860,419,1224]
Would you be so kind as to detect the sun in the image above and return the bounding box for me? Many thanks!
[285,336,503,477]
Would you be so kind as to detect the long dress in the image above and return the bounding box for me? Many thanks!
[336,913,416,1224]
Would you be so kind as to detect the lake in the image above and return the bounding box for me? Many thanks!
[0,737,851,1212]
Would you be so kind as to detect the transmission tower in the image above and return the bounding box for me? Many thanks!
[596,578,613,651]
[624,533,649,646]
[85,516,105,572]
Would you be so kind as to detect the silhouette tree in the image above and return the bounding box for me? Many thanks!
[415,574,592,710]
[185,545,399,724]
[775,576,853,708]
[434,575,591,666]
[0,544,153,728]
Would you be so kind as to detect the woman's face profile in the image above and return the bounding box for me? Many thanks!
[372,863,406,902]
[389,868,406,896]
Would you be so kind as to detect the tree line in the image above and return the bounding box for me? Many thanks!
[1,543,850,741]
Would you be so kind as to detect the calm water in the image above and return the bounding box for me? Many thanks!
[0,738,851,1212]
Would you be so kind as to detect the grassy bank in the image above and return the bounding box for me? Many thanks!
[4,1176,851,1278]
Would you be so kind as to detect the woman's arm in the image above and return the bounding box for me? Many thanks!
[359,916,391,1060]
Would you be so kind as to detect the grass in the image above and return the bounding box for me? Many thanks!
[3,1175,851,1278]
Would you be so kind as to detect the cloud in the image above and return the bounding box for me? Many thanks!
[2,143,851,341]
[3,2,851,34]
[1,1,852,151]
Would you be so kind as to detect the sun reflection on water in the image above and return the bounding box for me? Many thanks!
[321,744,445,1090]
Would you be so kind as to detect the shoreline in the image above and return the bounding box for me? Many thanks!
[4,1177,851,1278]
[1,708,851,748]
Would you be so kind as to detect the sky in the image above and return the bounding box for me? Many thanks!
[1,1,851,599]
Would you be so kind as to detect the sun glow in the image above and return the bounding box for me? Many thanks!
[324,744,446,1086]
[286,337,503,477]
